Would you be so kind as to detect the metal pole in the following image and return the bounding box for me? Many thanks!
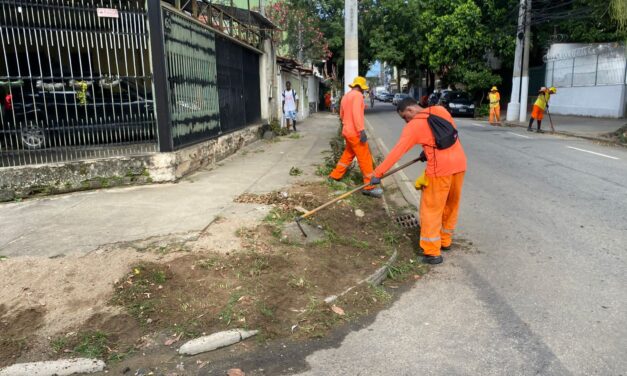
[344,0,358,93]
[147,1,173,152]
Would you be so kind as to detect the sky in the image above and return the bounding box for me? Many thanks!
[366,61,381,77]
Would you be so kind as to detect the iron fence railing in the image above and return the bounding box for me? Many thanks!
[0,0,267,167]
[0,0,156,167]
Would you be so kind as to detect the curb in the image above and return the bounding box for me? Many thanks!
[0,358,105,376]
[504,121,627,148]
[324,250,398,304]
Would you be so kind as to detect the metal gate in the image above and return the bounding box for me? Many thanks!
[216,35,261,134]
[163,6,221,149]
[0,0,156,167]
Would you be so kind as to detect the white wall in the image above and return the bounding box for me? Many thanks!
[308,76,319,113]
[549,85,626,118]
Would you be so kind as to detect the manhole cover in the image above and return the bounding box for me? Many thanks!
[394,213,420,229]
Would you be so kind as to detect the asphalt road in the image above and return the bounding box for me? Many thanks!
[294,103,627,375]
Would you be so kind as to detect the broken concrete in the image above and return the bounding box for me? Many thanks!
[178,329,259,356]
[0,358,105,376]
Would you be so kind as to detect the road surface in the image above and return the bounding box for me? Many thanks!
[295,103,627,375]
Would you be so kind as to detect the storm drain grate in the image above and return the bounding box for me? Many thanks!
[394,213,420,229]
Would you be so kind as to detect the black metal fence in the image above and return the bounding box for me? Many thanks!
[0,0,264,166]
[216,35,261,133]
[0,0,157,167]
[163,6,221,149]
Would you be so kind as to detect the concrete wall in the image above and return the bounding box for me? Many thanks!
[308,76,319,113]
[549,85,627,118]
[0,124,263,202]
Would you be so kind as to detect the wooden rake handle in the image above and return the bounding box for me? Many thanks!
[297,156,424,222]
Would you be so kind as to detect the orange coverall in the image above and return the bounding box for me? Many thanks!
[329,90,375,190]
[374,106,467,256]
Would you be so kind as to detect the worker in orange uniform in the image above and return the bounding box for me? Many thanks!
[528,86,557,133]
[369,98,467,264]
[329,76,383,198]
[488,86,501,126]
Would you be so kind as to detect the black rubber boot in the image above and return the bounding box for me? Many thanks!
[423,255,443,265]
[527,117,534,132]
[536,120,544,133]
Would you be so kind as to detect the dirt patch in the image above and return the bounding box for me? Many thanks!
[109,182,411,343]
[0,177,434,372]
[0,304,46,367]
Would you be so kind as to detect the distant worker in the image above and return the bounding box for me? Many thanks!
[369,90,375,108]
[528,86,557,133]
[324,91,332,111]
[282,81,299,132]
[488,86,501,126]
[329,76,383,198]
[370,98,467,264]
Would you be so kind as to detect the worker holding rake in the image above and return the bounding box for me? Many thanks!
[329,76,383,198]
[370,98,467,265]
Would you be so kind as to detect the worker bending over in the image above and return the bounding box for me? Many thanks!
[528,86,557,133]
[329,76,383,198]
[488,86,501,126]
[370,98,467,264]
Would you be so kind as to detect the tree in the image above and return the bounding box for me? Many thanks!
[611,0,627,31]
[265,1,331,62]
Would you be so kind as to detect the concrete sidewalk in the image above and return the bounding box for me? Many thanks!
[505,113,626,144]
[0,113,338,258]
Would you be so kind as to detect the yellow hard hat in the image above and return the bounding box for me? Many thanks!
[348,76,369,91]
[491,86,498,92]
[549,87,557,94]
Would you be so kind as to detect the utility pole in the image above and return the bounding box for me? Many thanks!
[298,20,304,63]
[519,0,531,122]
[344,0,358,93]
[506,0,528,122]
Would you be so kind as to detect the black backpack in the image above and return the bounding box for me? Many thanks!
[426,114,458,149]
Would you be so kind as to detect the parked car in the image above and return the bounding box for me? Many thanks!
[381,93,395,102]
[376,91,390,101]
[438,91,475,117]
[392,93,411,106]
[1,77,154,150]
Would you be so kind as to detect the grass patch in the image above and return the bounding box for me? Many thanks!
[288,133,301,139]
[73,331,109,358]
[263,207,297,226]
[289,166,303,176]
[219,291,244,326]
[316,164,334,177]
[111,263,170,323]
[387,259,429,281]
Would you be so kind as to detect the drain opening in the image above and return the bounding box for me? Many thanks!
[394,213,420,229]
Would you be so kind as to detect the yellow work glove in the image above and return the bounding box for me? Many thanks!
[414,171,429,190]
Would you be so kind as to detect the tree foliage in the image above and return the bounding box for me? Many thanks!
[265,1,331,62]
[611,0,627,31]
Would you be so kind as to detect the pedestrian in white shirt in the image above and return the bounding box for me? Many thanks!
[282,81,299,132]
